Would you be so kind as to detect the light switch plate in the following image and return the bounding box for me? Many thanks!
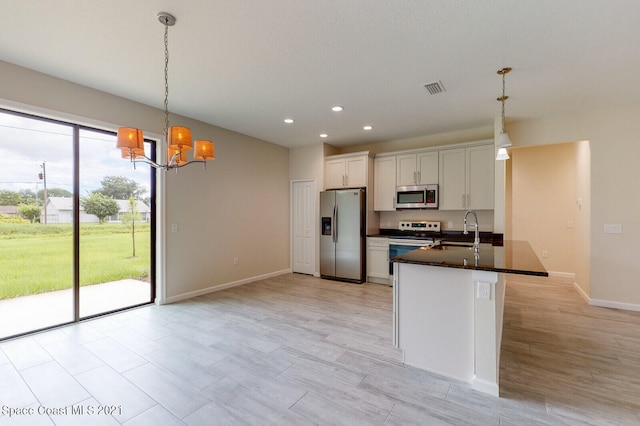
[603,224,622,234]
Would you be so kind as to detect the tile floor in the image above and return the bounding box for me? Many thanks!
[0,273,639,425]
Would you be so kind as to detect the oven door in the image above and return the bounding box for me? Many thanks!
[388,239,430,275]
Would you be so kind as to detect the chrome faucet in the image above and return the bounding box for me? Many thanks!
[463,210,480,253]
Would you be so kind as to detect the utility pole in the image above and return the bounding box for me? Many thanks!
[39,162,48,224]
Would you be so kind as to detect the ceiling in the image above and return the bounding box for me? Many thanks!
[2,1,640,149]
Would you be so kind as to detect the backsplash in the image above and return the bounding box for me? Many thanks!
[379,210,495,232]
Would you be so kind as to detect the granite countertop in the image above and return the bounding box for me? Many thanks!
[392,240,548,277]
[368,229,495,244]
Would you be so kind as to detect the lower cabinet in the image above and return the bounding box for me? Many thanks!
[367,237,391,285]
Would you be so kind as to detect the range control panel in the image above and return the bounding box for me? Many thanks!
[398,221,441,232]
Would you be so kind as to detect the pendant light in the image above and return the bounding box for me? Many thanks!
[117,12,215,170]
[496,67,512,161]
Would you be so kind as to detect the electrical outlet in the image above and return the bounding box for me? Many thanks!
[447,222,453,229]
[542,250,548,258]
[567,220,573,228]
[233,257,239,266]
[171,223,178,233]
[477,282,491,300]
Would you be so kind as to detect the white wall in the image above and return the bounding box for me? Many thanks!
[509,105,639,308]
[0,60,291,302]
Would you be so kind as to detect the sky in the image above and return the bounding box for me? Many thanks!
[0,110,151,200]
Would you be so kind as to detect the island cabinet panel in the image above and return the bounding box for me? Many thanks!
[396,264,475,382]
[374,156,396,211]
[439,144,494,210]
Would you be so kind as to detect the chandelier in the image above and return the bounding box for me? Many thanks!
[117,12,215,170]
[496,67,512,161]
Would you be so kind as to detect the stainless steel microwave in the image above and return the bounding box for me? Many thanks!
[395,184,438,209]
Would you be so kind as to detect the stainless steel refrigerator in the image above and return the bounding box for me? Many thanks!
[320,188,366,283]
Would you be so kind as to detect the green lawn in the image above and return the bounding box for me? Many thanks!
[0,223,150,300]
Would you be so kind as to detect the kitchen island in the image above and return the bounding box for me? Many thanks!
[392,240,547,396]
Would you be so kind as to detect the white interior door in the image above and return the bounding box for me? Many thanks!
[292,180,316,275]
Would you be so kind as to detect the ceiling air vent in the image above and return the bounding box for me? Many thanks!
[423,80,445,95]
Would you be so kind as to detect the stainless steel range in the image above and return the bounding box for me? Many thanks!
[388,221,441,275]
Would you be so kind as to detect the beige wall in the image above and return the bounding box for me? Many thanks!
[509,142,586,277]
[509,105,638,307]
[0,60,291,302]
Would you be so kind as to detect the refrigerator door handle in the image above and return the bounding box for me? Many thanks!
[333,205,338,243]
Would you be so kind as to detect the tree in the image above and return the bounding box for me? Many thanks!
[122,196,142,257]
[38,188,72,199]
[17,204,42,223]
[0,190,21,206]
[95,176,146,200]
[19,189,36,204]
[81,193,119,224]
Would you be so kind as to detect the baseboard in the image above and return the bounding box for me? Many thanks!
[589,298,640,312]
[571,281,640,312]
[472,377,499,397]
[573,282,590,303]
[163,269,291,304]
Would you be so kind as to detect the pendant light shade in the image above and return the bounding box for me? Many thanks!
[496,67,512,161]
[194,140,215,160]
[497,131,512,148]
[168,126,193,149]
[117,127,144,150]
[496,147,510,161]
[168,147,188,166]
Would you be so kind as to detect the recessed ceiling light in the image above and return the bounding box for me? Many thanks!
[283,118,294,124]
[320,133,328,138]
[363,125,373,131]
[331,106,344,112]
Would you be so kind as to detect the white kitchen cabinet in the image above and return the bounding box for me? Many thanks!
[325,154,367,189]
[367,237,390,285]
[374,156,396,211]
[396,151,438,186]
[439,144,494,210]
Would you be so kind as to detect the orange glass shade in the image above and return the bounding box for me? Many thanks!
[168,126,193,150]
[194,140,215,160]
[168,147,188,165]
[117,127,144,150]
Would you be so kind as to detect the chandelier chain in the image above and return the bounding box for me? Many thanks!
[163,21,170,138]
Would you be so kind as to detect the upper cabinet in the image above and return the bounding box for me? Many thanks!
[396,151,439,186]
[374,156,396,211]
[325,152,370,189]
[439,143,494,210]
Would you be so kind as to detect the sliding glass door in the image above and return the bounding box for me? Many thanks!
[78,128,154,318]
[0,108,155,339]
[0,111,75,337]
